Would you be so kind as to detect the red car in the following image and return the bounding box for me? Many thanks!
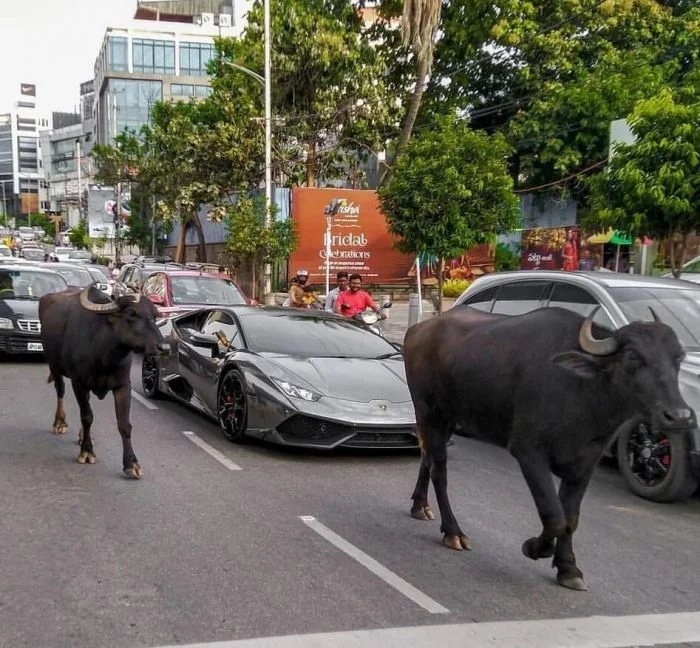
[141,270,252,317]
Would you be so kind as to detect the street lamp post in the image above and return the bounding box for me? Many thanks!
[323,200,341,297]
[221,1,273,302]
[0,180,7,229]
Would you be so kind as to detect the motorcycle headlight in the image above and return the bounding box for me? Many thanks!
[358,312,378,324]
[272,378,322,402]
[0,318,13,329]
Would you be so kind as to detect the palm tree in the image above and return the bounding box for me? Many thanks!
[383,0,442,182]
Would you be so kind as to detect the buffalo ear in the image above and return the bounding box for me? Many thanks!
[551,351,609,379]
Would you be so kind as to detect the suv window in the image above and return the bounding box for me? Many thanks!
[460,285,498,312]
[548,282,615,329]
[491,281,549,316]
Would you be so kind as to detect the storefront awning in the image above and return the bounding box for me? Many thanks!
[586,229,634,245]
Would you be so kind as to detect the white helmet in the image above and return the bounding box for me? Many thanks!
[297,269,309,277]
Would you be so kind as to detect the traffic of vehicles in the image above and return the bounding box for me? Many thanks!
[1,249,699,505]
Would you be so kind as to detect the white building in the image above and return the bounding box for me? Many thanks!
[0,84,51,222]
[93,0,253,144]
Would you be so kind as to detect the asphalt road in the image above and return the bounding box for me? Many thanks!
[1,355,699,648]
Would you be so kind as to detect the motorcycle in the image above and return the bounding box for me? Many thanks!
[352,300,392,337]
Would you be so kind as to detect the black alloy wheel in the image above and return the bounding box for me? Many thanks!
[218,368,248,443]
[141,353,161,399]
[617,422,698,503]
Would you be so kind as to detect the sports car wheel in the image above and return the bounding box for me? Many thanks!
[141,353,161,399]
[218,368,248,443]
[617,422,698,503]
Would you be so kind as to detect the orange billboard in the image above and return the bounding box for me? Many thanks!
[288,188,414,285]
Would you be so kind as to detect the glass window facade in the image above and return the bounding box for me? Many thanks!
[104,79,163,139]
[107,36,128,72]
[179,42,215,76]
[51,139,77,175]
[133,38,176,75]
[170,83,212,97]
[17,136,38,173]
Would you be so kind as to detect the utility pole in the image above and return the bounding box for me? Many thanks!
[76,138,82,225]
[263,0,273,303]
[1,181,7,229]
[112,91,122,264]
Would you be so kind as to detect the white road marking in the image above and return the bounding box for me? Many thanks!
[299,515,449,615]
[157,610,700,648]
[131,389,159,410]
[182,431,242,471]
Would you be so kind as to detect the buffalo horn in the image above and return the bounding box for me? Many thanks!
[79,287,120,314]
[648,306,661,322]
[578,308,618,356]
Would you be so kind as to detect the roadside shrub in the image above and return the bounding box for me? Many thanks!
[442,278,471,298]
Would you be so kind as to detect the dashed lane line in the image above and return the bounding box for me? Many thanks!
[182,430,243,471]
[157,610,700,648]
[131,389,159,410]
[299,515,449,615]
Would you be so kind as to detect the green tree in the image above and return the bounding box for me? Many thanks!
[68,218,89,250]
[378,115,520,311]
[585,83,700,277]
[221,194,297,299]
[214,0,392,187]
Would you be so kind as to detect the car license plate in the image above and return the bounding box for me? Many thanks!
[27,342,43,352]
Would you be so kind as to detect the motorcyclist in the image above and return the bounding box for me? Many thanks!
[287,269,313,308]
[334,273,386,319]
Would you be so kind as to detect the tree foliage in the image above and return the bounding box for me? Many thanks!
[378,115,520,311]
[214,0,393,187]
[585,83,700,277]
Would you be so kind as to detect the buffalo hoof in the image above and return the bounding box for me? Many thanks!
[410,504,435,521]
[77,451,96,464]
[443,534,471,551]
[123,464,143,480]
[521,537,556,561]
[52,424,68,435]
[558,575,588,591]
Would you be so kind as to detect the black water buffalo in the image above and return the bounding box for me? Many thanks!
[404,306,696,590]
[39,285,167,478]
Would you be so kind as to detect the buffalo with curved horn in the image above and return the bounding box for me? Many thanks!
[39,284,168,478]
[404,305,695,591]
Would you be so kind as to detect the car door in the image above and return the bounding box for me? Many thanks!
[546,281,616,329]
[489,281,550,316]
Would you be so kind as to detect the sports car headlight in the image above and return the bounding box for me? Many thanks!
[272,378,322,402]
[0,318,13,329]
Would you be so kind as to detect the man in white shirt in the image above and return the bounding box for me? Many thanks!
[324,271,349,311]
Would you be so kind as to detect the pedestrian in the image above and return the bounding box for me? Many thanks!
[334,273,386,319]
[324,271,349,311]
[578,248,597,271]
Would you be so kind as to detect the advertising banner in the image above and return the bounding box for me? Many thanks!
[520,226,580,271]
[288,188,414,284]
[87,186,130,239]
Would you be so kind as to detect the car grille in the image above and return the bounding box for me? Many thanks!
[0,334,43,353]
[17,319,41,332]
[276,415,418,448]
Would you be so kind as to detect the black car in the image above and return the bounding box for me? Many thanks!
[0,264,69,354]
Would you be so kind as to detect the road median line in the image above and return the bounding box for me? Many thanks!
[182,430,243,471]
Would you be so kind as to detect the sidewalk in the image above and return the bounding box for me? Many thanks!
[380,299,444,343]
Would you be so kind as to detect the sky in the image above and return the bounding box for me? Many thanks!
[0,0,136,114]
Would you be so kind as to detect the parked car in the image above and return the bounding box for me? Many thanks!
[113,261,185,297]
[0,244,11,258]
[454,270,700,502]
[664,255,700,284]
[140,270,251,317]
[66,250,94,264]
[53,246,75,262]
[0,263,69,354]
[49,262,94,288]
[84,265,114,296]
[20,246,46,262]
[141,306,416,449]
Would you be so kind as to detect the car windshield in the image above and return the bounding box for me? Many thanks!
[69,251,91,259]
[22,248,44,261]
[53,266,92,287]
[0,269,67,300]
[88,266,112,280]
[609,286,700,351]
[239,312,399,358]
[170,276,247,305]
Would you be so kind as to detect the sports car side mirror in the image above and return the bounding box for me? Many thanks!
[148,294,164,305]
[189,332,222,357]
